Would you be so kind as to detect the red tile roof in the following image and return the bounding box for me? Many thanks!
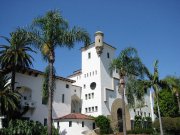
[55,113,94,120]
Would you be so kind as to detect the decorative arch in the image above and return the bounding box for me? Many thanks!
[71,94,81,113]
[110,98,131,131]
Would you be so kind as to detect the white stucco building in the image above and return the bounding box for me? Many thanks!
[13,68,74,124]
[1,31,155,134]
[68,31,155,131]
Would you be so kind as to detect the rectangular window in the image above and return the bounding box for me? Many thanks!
[138,111,139,115]
[92,107,94,112]
[107,52,110,58]
[66,84,69,88]
[89,107,91,112]
[88,52,91,59]
[92,93,94,98]
[85,108,87,113]
[85,94,87,100]
[62,94,65,103]
[57,122,60,128]
[95,106,98,112]
[44,118,47,126]
[149,113,151,117]
[88,94,91,99]
[82,121,84,127]
[69,121,72,127]
[93,123,96,129]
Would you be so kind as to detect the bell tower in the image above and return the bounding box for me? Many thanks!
[95,31,104,56]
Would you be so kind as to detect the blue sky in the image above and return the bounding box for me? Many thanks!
[1,0,180,78]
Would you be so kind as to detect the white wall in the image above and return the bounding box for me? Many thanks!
[55,119,94,135]
[81,44,102,116]
[100,44,116,116]
[15,72,72,124]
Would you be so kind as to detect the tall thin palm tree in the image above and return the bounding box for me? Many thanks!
[164,76,180,114]
[109,47,144,135]
[0,28,36,91]
[31,10,90,135]
[134,60,169,135]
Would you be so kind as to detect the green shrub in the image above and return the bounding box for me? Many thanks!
[0,119,59,135]
[127,128,154,134]
[153,117,180,134]
[95,115,112,134]
[134,115,152,129]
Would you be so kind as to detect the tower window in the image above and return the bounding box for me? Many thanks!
[90,82,96,90]
[88,94,91,99]
[88,52,91,59]
[107,52,110,58]
[92,93,94,98]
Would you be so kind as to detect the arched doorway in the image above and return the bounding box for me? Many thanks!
[71,94,81,113]
[117,108,123,132]
[110,98,131,131]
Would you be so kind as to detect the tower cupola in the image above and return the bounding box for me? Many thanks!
[95,31,104,56]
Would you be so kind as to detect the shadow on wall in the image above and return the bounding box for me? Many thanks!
[61,129,67,135]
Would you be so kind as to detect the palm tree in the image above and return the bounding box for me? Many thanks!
[164,76,180,114]
[138,60,169,135]
[0,72,20,121]
[0,28,36,91]
[109,47,144,135]
[31,10,90,135]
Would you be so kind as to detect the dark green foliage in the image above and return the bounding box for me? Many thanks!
[128,115,153,134]
[127,128,154,134]
[0,119,59,135]
[95,115,112,134]
[153,117,180,134]
[154,89,179,117]
[134,115,152,129]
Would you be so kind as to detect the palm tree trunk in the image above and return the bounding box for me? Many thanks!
[176,93,180,114]
[11,66,16,92]
[120,76,127,135]
[48,51,54,135]
[157,98,163,135]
